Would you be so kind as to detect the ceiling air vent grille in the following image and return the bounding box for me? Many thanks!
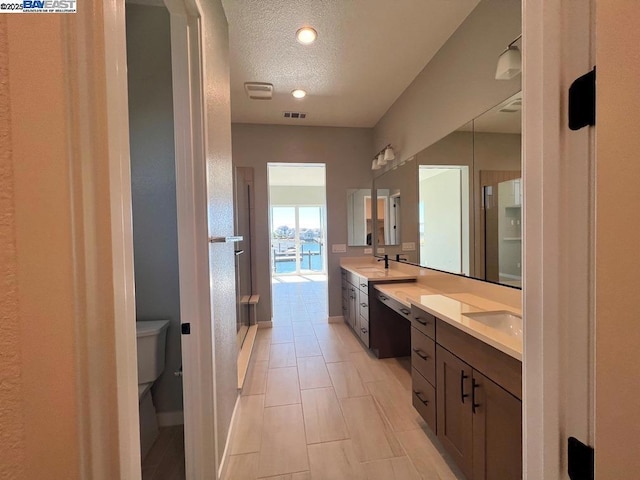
[244,82,273,100]
[283,111,307,119]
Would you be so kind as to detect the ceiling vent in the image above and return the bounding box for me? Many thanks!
[244,82,273,100]
[283,111,307,119]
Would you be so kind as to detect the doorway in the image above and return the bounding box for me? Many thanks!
[267,164,328,324]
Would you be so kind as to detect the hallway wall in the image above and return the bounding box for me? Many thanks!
[232,124,373,322]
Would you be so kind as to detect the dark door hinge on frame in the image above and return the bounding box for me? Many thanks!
[569,67,596,130]
[568,436,594,480]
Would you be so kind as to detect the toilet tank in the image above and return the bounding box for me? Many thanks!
[136,319,170,384]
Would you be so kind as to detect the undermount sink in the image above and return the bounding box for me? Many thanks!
[462,311,523,338]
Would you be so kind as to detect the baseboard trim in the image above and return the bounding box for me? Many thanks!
[156,410,184,427]
[238,325,258,389]
[218,394,241,480]
[328,316,344,324]
[258,320,273,329]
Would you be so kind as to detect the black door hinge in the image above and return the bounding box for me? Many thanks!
[568,436,594,480]
[569,67,596,130]
[181,323,191,335]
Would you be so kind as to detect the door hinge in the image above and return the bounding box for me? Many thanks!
[568,436,594,480]
[569,67,596,130]
[181,323,191,335]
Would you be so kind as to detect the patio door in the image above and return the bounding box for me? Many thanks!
[270,205,326,276]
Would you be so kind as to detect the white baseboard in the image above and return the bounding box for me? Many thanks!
[328,316,344,324]
[258,321,273,329]
[218,394,241,480]
[156,410,184,427]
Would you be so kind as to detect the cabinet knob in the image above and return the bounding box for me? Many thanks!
[360,302,368,308]
[400,308,410,315]
[360,283,367,287]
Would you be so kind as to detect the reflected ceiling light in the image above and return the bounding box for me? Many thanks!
[377,152,386,166]
[372,158,381,170]
[296,27,317,45]
[495,34,522,80]
[291,89,307,99]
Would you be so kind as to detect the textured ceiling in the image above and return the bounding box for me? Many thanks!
[222,0,481,128]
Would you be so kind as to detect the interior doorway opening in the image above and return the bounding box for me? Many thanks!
[268,164,329,324]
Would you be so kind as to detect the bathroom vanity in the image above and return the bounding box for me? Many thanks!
[340,258,522,480]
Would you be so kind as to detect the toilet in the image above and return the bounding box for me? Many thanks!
[136,319,170,459]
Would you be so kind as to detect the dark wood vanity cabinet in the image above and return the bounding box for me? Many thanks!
[409,306,523,480]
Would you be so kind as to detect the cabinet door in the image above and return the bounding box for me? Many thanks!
[436,345,473,479]
[472,370,522,480]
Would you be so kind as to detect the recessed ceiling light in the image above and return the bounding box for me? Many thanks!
[296,27,317,45]
[292,89,307,99]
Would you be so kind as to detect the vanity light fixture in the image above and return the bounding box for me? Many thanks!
[495,34,522,80]
[296,27,317,45]
[291,89,307,99]
[371,144,396,170]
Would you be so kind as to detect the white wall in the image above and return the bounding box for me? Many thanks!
[374,0,521,161]
[126,3,183,418]
[232,124,373,322]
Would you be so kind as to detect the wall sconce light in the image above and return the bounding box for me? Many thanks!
[371,144,396,170]
[495,34,522,80]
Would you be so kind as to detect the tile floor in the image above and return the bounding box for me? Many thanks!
[142,425,185,480]
[224,275,465,480]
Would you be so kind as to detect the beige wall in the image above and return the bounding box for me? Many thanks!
[595,0,640,476]
[232,124,373,321]
[373,0,521,161]
[1,9,121,479]
[126,3,183,417]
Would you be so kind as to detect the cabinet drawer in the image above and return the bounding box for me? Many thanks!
[411,368,436,434]
[376,291,412,321]
[358,316,370,347]
[410,304,436,339]
[358,292,369,320]
[356,277,369,294]
[411,327,436,386]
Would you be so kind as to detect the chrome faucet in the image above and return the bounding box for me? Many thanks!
[377,254,389,269]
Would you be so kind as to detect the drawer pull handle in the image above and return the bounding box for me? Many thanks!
[360,302,368,308]
[400,308,410,315]
[412,348,429,360]
[350,296,355,300]
[472,378,480,414]
[361,327,368,334]
[379,295,388,301]
[360,283,367,287]
[413,390,429,406]
[460,370,469,403]
[415,316,430,326]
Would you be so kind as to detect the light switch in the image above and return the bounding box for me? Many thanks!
[331,244,347,253]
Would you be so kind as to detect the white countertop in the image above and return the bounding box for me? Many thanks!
[375,283,523,361]
[340,262,417,282]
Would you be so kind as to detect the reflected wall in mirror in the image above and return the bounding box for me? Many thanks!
[346,188,373,246]
[375,169,404,247]
[372,92,522,288]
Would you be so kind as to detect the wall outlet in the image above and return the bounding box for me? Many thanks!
[331,244,347,253]
[377,248,386,254]
[364,248,373,254]
[402,242,416,251]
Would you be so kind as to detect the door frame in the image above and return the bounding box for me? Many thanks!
[523,0,595,478]
[101,0,216,478]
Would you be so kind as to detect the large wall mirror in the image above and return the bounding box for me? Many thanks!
[346,188,373,246]
[373,90,522,288]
